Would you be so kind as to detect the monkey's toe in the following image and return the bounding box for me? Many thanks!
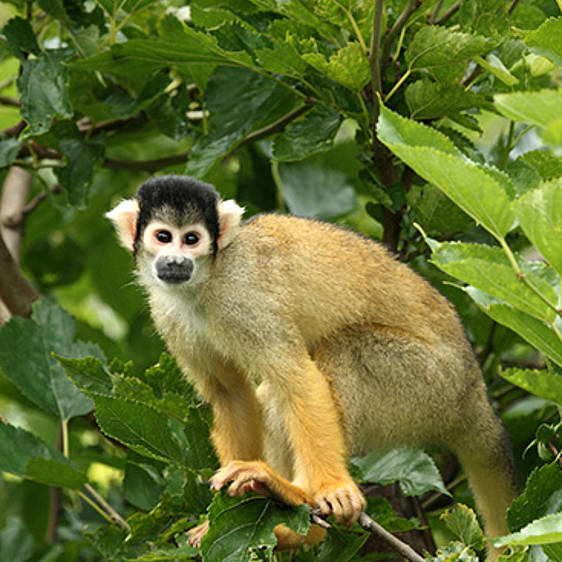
[187,520,210,548]
[314,481,365,525]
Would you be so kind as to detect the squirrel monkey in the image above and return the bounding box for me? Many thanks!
[107,175,516,559]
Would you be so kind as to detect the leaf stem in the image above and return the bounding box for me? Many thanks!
[370,0,385,123]
[384,68,411,102]
[381,0,420,73]
[498,237,562,326]
[62,419,69,458]
[84,483,131,532]
[78,491,115,526]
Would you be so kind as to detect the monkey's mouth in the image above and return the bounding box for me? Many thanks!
[155,256,194,284]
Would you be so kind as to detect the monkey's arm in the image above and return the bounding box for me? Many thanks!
[210,340,365,523]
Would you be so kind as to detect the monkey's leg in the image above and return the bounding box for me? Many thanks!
[200,372,264,464]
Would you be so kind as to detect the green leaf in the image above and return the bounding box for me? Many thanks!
[521,17,562,66]
[520,150,562,180]
[59,355,216,468]
[507,462,562,532]
[0,517,33,562]
[124,461,162,511]
[377,103,514,239]
[501,369,562,406]
[407,183,474,235]
[18,51,73,136]
[73,16,253,76]
[0,421,86,489]
[278,162,357,219]
[272,106,341,162]
[493,513,562,547]
[441,504,485,551]
[352,448,449,497]
[429,241,557,323]
[463,287,562,368]
[0,136,21,167]
[255,37,307,76]
[513,178,562,277]
[186,66,294,178]
[201,494,310,562]
[494,90,562,129]
[0,300,98,420]
[2,17,40,60]
[505,159,541,197]
[407,26,496,82]
[473,54,518,86]
[302,42,370,91]
[405,80,484,120]
[432,541,479,561]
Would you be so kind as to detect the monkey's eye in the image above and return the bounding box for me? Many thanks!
[155,230,172,244]
[183,232,200,246]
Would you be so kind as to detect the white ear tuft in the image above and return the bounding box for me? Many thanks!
[217,199,245,250]
[105,199,139,252]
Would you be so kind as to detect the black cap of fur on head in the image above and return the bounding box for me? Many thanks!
[134,175,220,256]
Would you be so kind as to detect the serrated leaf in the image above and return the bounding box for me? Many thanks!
[186,66,294,178]
[521,17,562,66]
[272,106,341,162]
[0,300,99,420]
[377,104,515,238]
[352,448,449,497]
[302,42,370,91]
[507,462,562,532]
[0,136,21,167]
[407,183,474,235]
[255,37,307,76]
[463,287,562,367]
[513,178,562,276]
[0,421,86,488]
[18,51,73,135]
[407,26,496,82]
[429,241,557,323]
[201,494,310,562]
[520,150,562,180]
[493,513,562,547]
[441,504,485,551]
[505,159,541,197]
[501,369,562,406]
[405,80,484,120]
[72,16,253,76]
[279,162,357,219]
[494,90,562,129]
[2,17,40,60]
[59,355,216,468]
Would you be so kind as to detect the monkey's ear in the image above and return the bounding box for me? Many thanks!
[217,199,244,250]
[105,199,139,252]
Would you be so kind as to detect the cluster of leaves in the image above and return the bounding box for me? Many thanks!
[0,0,561,560]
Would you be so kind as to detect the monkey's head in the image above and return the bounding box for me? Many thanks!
[106,175,244,289]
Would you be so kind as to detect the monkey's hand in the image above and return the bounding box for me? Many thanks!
[314,479,366,525]
[210,460,312,506]
[187,520,209,548]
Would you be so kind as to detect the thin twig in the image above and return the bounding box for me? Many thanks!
[427,0,444,23]
[433,0,462,25]
[84,483,131,532]
[381,0,420,75]
[233,102,312,153]
[358,512,426,562]
[103,154,189,173]
[0,96,20,107]
[507,0,520,15]
[370,0,385,123]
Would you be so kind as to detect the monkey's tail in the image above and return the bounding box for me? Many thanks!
[454,404,517,561]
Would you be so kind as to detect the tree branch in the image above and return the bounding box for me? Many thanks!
[358,512,426,562]
[381,0,420,75]
[433,0,462,26]
[0,96,20,107]
[102,153,190,173]
[370,0,384,122]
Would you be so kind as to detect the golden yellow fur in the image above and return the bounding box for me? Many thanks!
[109,196,516,560]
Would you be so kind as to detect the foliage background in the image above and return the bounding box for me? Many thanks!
[0,0,561,560]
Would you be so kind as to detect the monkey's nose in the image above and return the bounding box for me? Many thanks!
[155,255,194,284]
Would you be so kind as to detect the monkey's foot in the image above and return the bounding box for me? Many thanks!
[314,479,366,525]
[187,520,209,548]
[210,460,311,506]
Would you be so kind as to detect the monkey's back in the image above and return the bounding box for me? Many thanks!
[217,213,466,347]
[210,213,486,453]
